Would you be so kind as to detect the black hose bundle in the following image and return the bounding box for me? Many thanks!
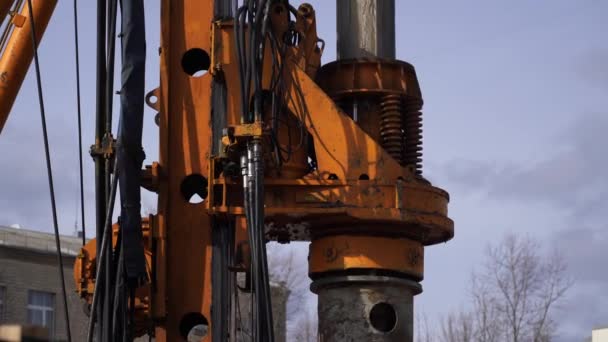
[233,1,277,341]
[234,0,269,123]
[86,0,148,340]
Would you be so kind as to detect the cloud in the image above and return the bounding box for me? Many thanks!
[441,114,608,217]
[554,283,608,341]
[549,223,608,338]
[0,118,96,234]
[576,49,608,89]
[553,225,608,285]
[433,114,608,339]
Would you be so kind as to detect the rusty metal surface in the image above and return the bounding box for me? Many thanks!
[315,58,425,170]
[380,94,405,163]
[207,175,453,245]
[316,59,422,99]
[336,0,395,60]
[263,207,453,245]
[312,275,420,342]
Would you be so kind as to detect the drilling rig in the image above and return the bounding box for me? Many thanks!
[0,0,453,341]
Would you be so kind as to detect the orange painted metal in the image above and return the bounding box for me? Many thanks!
[116,2,450,338]
[282,63,405,182]
[69,1,453,339]
[208,176,452,244]
[0,0,56,133]
[291,3,323,76]
[145,3,333,338]
[74,220,153,336]
[154,0,216,340]
[309,235,424,280]
[315,59,422,99]
[314,59,425,166]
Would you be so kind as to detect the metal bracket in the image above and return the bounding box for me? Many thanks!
[11,14,26,27]
[221,122,266,148]
[141,162,161,193]
[145,87,160,112]
[89,133,116,159]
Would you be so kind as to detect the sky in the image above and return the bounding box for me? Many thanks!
[1,0,607,340]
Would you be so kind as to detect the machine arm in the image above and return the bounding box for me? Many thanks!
[0,0,56,133]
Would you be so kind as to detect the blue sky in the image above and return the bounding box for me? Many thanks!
[1,1,607,340]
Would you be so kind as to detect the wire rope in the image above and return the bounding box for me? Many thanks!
[72,0,87,246]
[26,0,72,339]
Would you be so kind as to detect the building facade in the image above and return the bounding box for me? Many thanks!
[593,328,608,342]
[0,226,87,341]
[0,226,289,341]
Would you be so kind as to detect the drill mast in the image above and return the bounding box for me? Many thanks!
[0,0,453,341]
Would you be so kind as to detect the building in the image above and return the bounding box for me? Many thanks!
[0,225,289,341]
[0,225,87,341]
[593,327,608,342]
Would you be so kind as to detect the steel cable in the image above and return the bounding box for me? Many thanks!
[72,0,86,246]
[102,1,119,338]
[105,0,118,133]
[93,0,107,338]
[26,0,71,340]
[86,162,120,342]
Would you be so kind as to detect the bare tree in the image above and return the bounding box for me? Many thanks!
[267,244,308,317]
[440,233,572,342]
[268,245,306,291]
[416,311,436,342]
[267,243,318,341]
[440,311,473,342]
[470,274,501,342]
[291,308,317,342]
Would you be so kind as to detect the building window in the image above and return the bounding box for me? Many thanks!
[27,290,55,337]
[0,286,5,322]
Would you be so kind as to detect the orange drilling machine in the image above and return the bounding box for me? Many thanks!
[0,0,453,341]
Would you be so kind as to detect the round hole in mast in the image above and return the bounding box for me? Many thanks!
[180,174,209,204]
[369,302,397,333]
[181,48,211,77]
[179,312,209,340]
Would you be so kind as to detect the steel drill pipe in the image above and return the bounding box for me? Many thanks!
[336,0,395,60]
[308,1,435,342]
[313,276,421,341]
[0,0,57,133]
